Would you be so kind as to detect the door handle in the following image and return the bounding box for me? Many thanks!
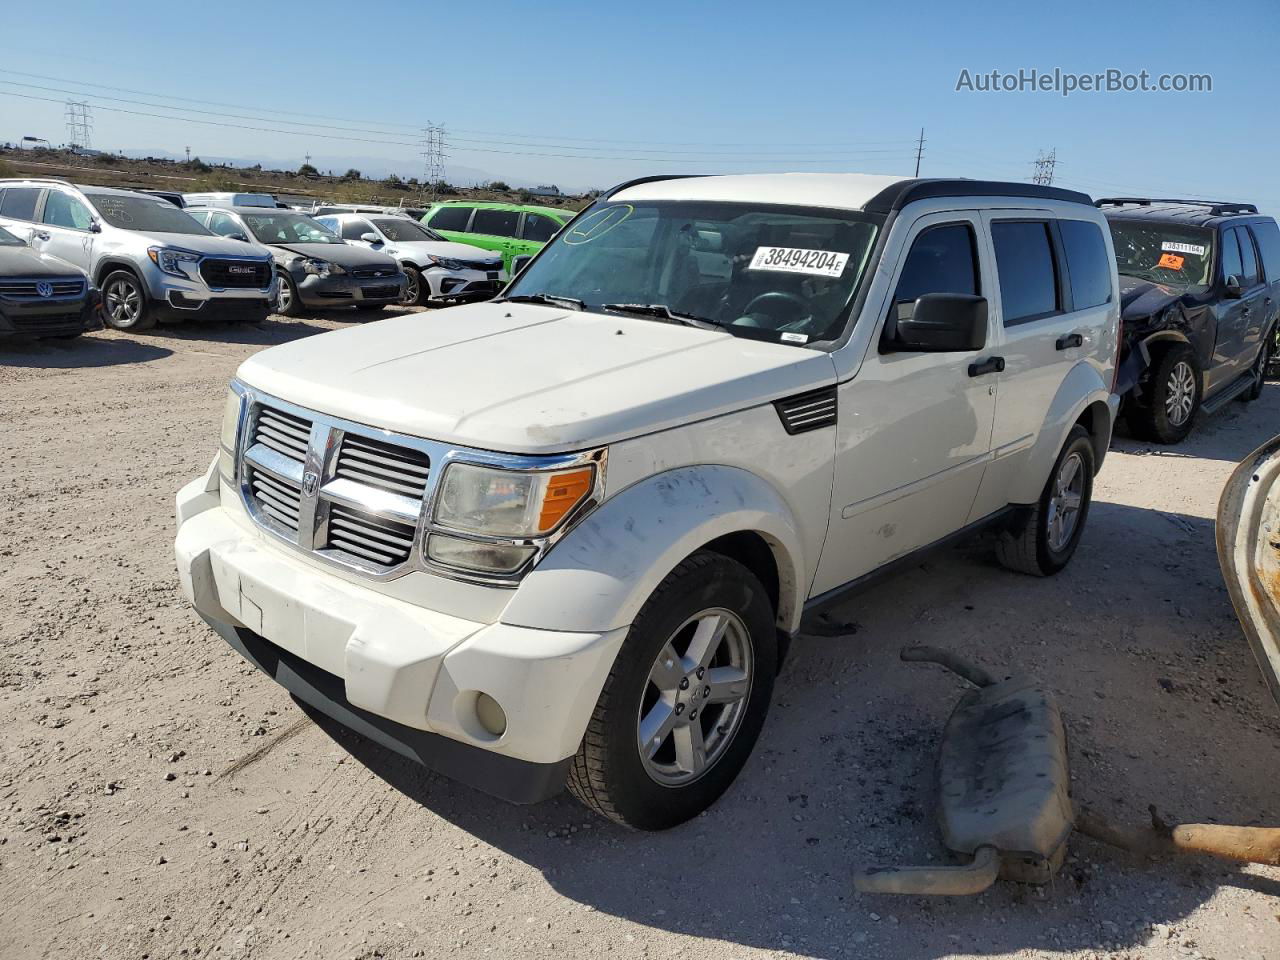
[968,356,1005,377]
[1055,333,1084,350]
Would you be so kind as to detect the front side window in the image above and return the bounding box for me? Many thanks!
[1107,219,1214,290]
[1235,226,1260,287]
[42,191,94,230]
[372,218,443,243]
[206,213,242,237]
[992,221,1060,324]
[243,212,342,244]
[86,193,212,235]
[506,200,880,346]
[428,206,473,231]
[1058,219,1112,310]
[890,223,979,321]
[471,208,520,238]
[0,187,42,221]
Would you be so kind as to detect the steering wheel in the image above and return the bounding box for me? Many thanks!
[738,291,808,328]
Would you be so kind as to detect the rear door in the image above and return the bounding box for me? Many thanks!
[0,185,45,239]
[1217,434,1280,709]
[1237,225,1271,362]
[1214,226,1253,387]
[37,189,96,272]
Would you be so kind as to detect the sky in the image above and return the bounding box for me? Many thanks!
[2,0,1277,210]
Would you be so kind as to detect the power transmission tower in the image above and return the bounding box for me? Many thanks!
[913,128,926,177]
[1031,148,1057,185]
[65,101,93,151]
[421,123,448,200]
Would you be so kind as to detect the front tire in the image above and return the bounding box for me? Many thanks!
[100,270,154,331]
[1125,342,1200,443]
[400,265,427,306]
[996,425,1095,577]
[567,550,776,830]
[275,272,302,317]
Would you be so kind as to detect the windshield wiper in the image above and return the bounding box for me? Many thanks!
[501,293,585,311]
[600,303,723,330]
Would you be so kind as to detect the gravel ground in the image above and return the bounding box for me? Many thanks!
[2,309,1278,960]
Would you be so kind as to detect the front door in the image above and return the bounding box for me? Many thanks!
[812,211,998,597]
[468,208,522,270]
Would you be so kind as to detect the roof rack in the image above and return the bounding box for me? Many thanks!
[865,179,1092,214]
[1095,197,1259,216]
[603,174,709,200]
[0,175,72,186]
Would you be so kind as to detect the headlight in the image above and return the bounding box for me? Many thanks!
[218,384,244,480]
[299,258,345,278]
[428,256,464,271]
[148,246,201,278]
[432,462,596,538]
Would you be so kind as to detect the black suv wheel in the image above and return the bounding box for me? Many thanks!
[1126,342,1200,443]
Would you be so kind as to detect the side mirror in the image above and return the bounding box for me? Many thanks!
[510,254,533,275]
[228,232,250,243]
[360,232,381,244]
[1224,275,1244,299]
[89,219,102,234]
[887,293,988,353]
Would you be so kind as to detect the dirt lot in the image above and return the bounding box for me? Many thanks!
[2,310,1278,960]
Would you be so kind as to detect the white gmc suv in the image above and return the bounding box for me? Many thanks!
[176,173,1120,830]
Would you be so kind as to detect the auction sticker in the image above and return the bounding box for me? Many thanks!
[749,246,849,278]
[1162,241,1206,256]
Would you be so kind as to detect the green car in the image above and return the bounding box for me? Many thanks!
[421,201,575,271]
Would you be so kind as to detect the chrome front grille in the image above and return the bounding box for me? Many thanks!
[248,468,303,533]
[0,278,86,298]
[324,504,416,566]
[254,407,311,463]
[335,433,430,498]
[232,387,603,585]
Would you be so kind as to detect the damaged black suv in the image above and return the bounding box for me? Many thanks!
[1101,198,1280,443]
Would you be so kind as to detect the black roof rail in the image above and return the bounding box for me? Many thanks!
[863,179,1093,215]
[1095,196,1259,216]
[602,174,710,200]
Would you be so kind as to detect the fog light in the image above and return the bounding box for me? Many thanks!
[475,693,507,737]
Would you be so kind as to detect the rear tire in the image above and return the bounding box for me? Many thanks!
[1125,342,1200,443]
[100,270,155,331]
[567,550,776,830]
[996,425,1095,577]
[1241,328,1273,402]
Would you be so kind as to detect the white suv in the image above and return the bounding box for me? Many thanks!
[0,179,276,330]
[176,173,1120,829]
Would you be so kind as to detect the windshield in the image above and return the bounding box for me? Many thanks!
[243,212,343,245]
[504,201,880,345]
[1108,219,1215,289]
[373,218,444,242]
[0,225,23,246]
[87,193,212,235]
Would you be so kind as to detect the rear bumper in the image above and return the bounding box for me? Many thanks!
[201,614,571,803]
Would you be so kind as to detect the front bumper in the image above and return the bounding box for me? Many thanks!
[295,270,407,308]
[175,466,625,803]
[0,293,95,337]
[140,260,276,318]
[423,266,507,302]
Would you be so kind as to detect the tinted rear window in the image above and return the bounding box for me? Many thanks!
[471,208,520,237]
[0,187,41,221]
[522,212,562,243]
[1251,220,1280,283]
[1221,228,1243,282]
[428,206,472,231]
[992,221,1060,324]
[87,194,211,234]
[1236,226,1260,286]
[1058,219,1112,310]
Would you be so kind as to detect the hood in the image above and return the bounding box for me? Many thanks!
[236,301,837,455]
[0,244,86,279]
[383,240,499,262]
[1118,274,1181,320]
[142,232,273,258]
[271,241,398,268]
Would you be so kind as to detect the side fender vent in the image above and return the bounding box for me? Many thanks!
[774,387,838,435]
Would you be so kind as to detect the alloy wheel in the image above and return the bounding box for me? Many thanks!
[1046,451,1085,552]
[636,608,753,786]
[276,277,292,313]
[105,278,141,327]
[402,272,419,305]
[1165,360,1196,426]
